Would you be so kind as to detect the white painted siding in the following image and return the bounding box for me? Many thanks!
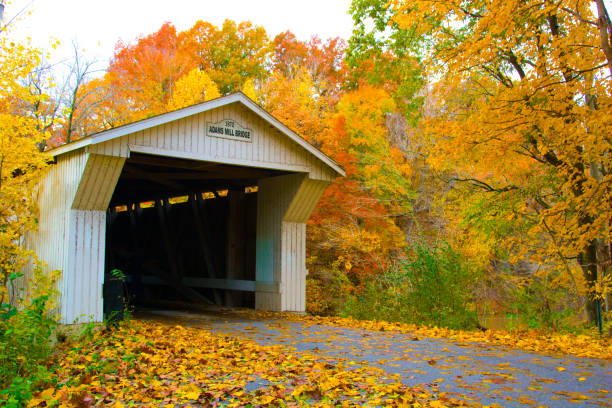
[73,154,125,210]
[255,174,302,310]
[61,154,125,323]
[281,222,306,311]
[25,153,125,323]
[63,210,106,322]
[24,151,88,311]
[255,174,328,312]
[89,103,338,182]
[284,179,329,223]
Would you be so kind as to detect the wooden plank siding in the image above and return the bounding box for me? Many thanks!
[281,222,307,311]
[255,174,327,311]
[88,103,337,182]
[62,155,125,323]
[23,151,88,318]
[24,153,125,324]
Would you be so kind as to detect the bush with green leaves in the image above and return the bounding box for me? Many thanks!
[506,276,580,332]
[342,240,479,330]
[0,295,56,407]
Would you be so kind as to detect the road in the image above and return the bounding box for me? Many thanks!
[142,309,612,407]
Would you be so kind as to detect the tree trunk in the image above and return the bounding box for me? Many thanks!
[579,240,599,324]
[598,238,610,313]
[594,0,612,77]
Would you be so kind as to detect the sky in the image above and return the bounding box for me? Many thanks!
[5,0,611,69]
[3,0,355,65]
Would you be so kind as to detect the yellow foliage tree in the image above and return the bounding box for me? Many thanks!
[391,0,612,323]
[259,69,331,144]
[0,36,54,307]
[167,68,220,111]
[241,78,258,102]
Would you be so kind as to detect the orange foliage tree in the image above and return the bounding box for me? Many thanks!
[259,69,331,145]
[306,86,413,313]
[272,31,347,101]
[108,22,190,123]
[261,31,347,144]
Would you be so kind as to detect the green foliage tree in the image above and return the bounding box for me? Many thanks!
[179,19,270,94]
[347,0,424,119]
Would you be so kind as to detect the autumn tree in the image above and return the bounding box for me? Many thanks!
[0,34,52,306]
[272,31,347,101]
[19,44,122,147]
[348,0,443,243]
[179,20,270,94]
[258,69,331,145]
[19,53,62,150]
[347,0,424,118]
[54,43,111,144]
[166,68,220,111]
[390,0,612,323]
[107,22,191,123]
[306,86,414,313]
[259,31,347,144]
[57,75,126,145]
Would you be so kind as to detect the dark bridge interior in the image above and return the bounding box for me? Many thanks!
[110,153,283,205]
[103,153,289,317]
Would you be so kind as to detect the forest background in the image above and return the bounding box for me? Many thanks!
[1,0,612,339]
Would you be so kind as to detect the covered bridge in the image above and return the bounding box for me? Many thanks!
[27,93,344,324]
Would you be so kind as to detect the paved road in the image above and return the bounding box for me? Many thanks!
[142,309,612,407]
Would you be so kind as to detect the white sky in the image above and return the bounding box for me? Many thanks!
[4,0,355,65]
[5,0,611,69]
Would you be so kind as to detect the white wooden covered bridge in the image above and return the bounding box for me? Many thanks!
[26,93,344,324]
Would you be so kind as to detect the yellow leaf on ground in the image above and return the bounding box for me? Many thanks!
[26,398,43,407]
[184,391,200,400]
[40,388,55,399]
[259,395,275,404]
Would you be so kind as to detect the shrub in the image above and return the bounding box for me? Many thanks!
[342,240,479,330]
[0,296,56,406]
[0,265,59,407]
[507,276,580,332]
[306,257,352,316]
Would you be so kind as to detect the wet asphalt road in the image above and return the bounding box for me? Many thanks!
[142,309,612,407]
